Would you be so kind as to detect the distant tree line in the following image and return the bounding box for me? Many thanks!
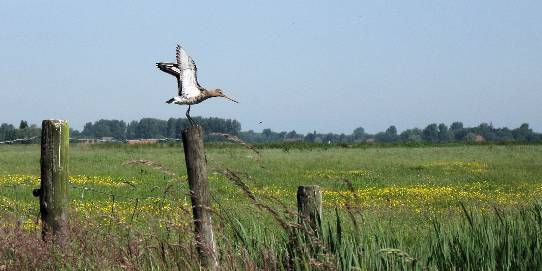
[1,119,540,144]
[0,118,240,142]
[77,117,241,140]
[239,122,542,144]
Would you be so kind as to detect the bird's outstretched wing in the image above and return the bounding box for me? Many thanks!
[156,62,180,77]
[156,62,182,94]
[176,45,201,99]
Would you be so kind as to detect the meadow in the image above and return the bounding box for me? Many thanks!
[1,143,542,270]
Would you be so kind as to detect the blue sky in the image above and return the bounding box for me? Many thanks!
[0,1,540,133]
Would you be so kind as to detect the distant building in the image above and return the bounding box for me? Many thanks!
[465,133,485,143]
[474,134,485,142]
[127,139,159,145]
[75,139,97,144]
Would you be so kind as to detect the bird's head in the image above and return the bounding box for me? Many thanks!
[210,88,238,103]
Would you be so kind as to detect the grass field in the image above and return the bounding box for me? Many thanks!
[1,143,542,270]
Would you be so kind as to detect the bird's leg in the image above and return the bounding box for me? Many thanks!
[186,105,191,126]
[186,105,194,126]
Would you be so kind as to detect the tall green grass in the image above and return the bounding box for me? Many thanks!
[428,203,542,270]
[214,202,542,270]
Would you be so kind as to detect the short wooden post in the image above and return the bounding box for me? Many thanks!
[37,120,69,244]
[182,125,217,269]
[297,185,322,233]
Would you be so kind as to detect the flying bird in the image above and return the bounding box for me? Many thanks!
[156,45,238,125]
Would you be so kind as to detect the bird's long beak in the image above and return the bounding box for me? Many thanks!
[222,95,239,103]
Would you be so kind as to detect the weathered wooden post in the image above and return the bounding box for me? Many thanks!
[35,120,69,244]
[297,185,322,233]
[182,125,217,269]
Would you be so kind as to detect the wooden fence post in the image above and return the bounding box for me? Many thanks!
[182,125,217,269]
[297,185,322,233]
[36,119,69,244]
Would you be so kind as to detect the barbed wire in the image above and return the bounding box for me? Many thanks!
[0,180,175,202]
[0,136,39,144]
[0,137,184,145]
[209,132,260,157]
[0,133,254,145]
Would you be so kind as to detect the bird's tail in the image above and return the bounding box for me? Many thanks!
[165,98,175,104]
